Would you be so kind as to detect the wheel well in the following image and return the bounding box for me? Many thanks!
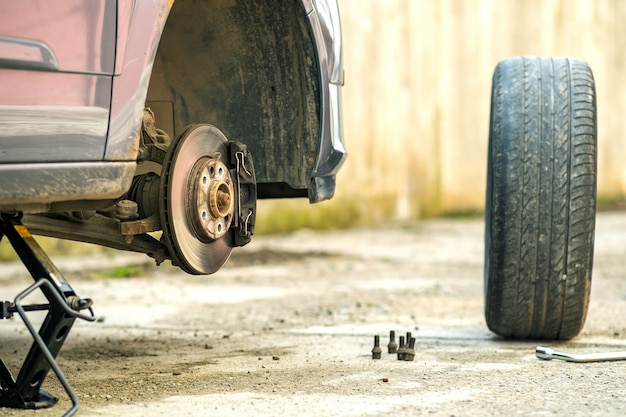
[146,0,321,197]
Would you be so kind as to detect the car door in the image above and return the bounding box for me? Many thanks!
[0,0,116,163]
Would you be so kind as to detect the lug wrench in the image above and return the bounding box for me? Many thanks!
[536,346,626,363]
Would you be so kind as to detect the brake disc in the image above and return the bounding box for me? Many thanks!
[160,124,236,274]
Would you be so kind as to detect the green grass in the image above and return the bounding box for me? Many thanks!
[93,263,156,279]
[439,208,484,220]
[0,236,110,262]
[254,199,360,234]
[254,193,398,234]
[597,193,626,211]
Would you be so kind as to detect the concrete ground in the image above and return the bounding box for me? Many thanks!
[1,211,626,416]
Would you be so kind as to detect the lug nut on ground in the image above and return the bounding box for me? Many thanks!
[397,336,406,361]
[387,330,397,354]
[372,335,382,359]
[369,331,416,361]
[404,337,416,361]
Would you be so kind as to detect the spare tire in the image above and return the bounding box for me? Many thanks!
[484,56,597,340]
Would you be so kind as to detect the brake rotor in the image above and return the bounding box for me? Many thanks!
[160,124,235,275]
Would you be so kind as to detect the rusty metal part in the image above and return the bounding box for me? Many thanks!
[371,335,382,360]
[228,142,257,247]
[118,214,162,244]
[137,108,172,164]
[187,158,234,242]
[404,337,416,362]
[115,200,139,221]
[387,330,397,354]
[397,336,406,361]
[126,172,161,219]
[536,346,626,363]
[159,124,234,275]
[22,213,169,265]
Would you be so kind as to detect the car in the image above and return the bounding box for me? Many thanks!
[0,0,346,275]
[0,0,346,413]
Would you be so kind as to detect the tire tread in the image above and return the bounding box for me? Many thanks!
[485,56,596,340]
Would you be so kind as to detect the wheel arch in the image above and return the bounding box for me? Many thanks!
[146,0,322,199]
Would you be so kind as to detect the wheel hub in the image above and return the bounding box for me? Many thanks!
[187,158,234,242]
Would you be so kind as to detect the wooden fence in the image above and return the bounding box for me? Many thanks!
[336,0,626,219]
